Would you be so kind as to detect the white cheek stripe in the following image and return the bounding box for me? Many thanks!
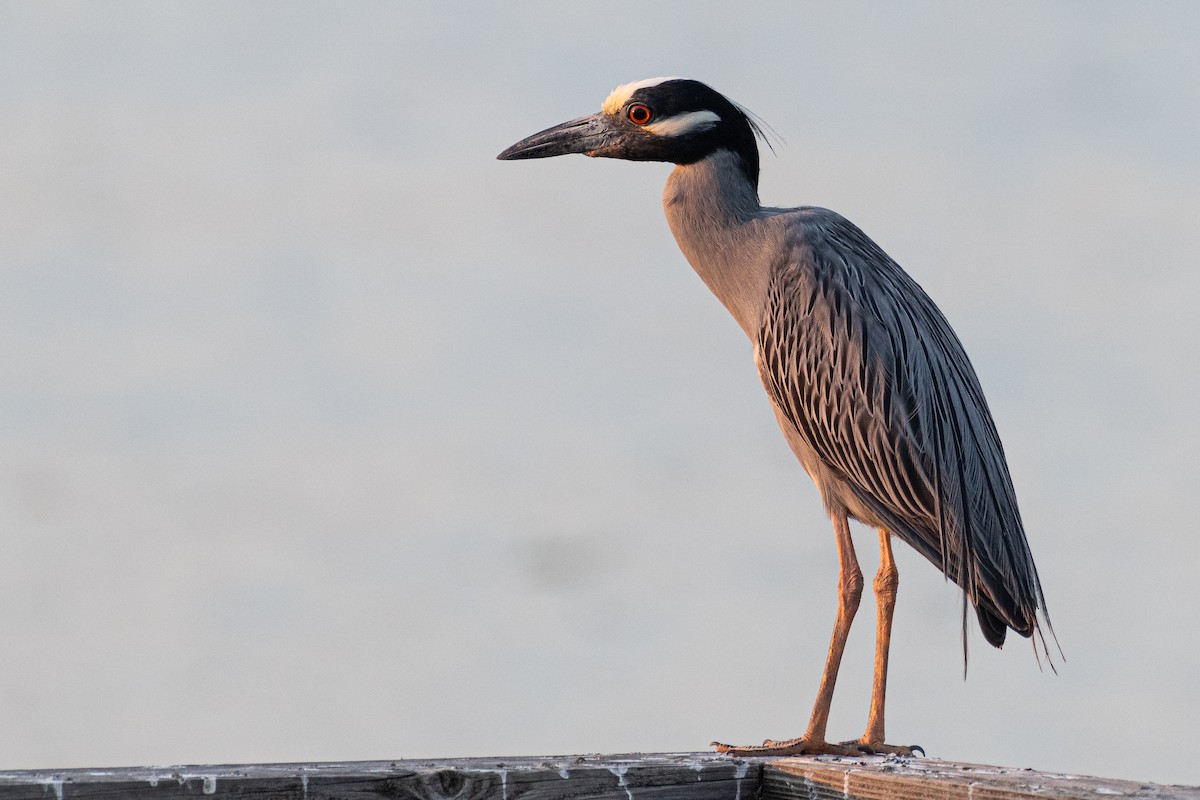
[602,76,682,114]
[643,109,722,137]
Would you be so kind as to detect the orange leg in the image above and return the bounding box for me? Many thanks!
[857,529,902,749]
[713,513,865,756]
[713,524,922,757]
[800,512,863,744]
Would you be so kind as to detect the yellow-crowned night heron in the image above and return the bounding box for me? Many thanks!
[497,77,1055,757]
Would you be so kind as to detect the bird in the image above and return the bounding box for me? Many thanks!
[497,77,1055,757]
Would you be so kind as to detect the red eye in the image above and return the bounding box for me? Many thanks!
[627,103,653,125]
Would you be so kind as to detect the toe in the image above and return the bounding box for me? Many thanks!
[856,741,924,757]
[711,737,810,756]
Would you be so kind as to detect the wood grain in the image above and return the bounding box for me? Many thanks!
[0,753,754,800]
[0,752,1194,800]
[765,755,1200,800]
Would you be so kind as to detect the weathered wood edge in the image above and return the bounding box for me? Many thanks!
[0,752,755,800]
[0,753,1195,800]
[764,756,1200,800]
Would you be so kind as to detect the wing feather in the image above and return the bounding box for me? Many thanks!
[756,208,1051,653]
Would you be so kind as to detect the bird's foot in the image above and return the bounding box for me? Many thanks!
[840,738,924,757]
[711,737,868,757]
[712,737,924,757]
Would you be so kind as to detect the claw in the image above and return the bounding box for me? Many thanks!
[910,745,925,757]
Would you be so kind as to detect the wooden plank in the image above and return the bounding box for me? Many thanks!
[763,755,1200,800]
[0,753,1195,800]
[0,753,757,800]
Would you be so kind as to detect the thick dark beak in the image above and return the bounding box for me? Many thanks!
[497,114,612,160]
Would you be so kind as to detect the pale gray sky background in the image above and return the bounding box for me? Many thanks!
[2,1,1198,786]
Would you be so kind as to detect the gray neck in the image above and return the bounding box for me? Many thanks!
[662,149,777,339]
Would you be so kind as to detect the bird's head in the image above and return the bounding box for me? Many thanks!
[497,77,767,186]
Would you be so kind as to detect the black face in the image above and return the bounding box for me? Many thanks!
[602,79,761,181]
[498,78,764,187]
